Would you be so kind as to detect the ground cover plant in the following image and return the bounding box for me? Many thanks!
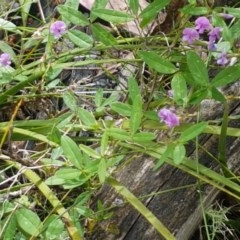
[1,0,240,239]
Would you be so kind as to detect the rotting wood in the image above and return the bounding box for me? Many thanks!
[88,79,240,240]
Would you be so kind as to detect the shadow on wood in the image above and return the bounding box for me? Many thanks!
[88,81,240,240]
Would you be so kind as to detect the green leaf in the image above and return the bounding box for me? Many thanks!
[0,202,15,214]
[0,18,21,34]
[90,0,108,21]
[46,67,62,81]
[180,5,209,15]
[91,23,117,45]
[91,9,134,24]
[16,208,42,237]
[0,67,14,83]
[67,29,93,48]
[212,14,232,42]
[223,7,240,17]
[130,95,142,134]
[173,144,186,164]
[110,102,132,116]
[62,176,90,189]
[105,128,131,141]
[187,51,209,85]
[139,0,170,27]
[154,144,174,170]
[132,132,156,142]
[107,177,176,240]
[92,0,108,9]
[98,158,107,183]
[95,88,103,107]
[77,108,97,127]
[179,122,207,142]
[138,51,177,74]
[101,132,109,155]
[171,72,188,105]
[128,78,142,134]
[3,214,17,240]
[57,5,89,26]
[19,0,32,26]
[45,176,66,185]
[55,167,81,180]
[43,215,65,240]
[64,0,79,9]
[128,77,141,102]
[61,135,83,169]
[79,144,101,159]
[211,87,226,103]
[74,191,92,206]
[188,88,208,105]
[97,94,117,113]
[63,90,78,112]
[129,0,139,15]
[211,65,240,87]
[101,92,119,106]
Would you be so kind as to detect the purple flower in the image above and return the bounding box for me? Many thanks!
[217,51,228,65]
[50,21,67,38]
[195,17,211,34]
[167,90,174,98]
[0,53,11,67]
[208,41,216,51]
[182,28,199,44]
[218,13,233,19]
[158,108,179,128]
[208,27,222,43]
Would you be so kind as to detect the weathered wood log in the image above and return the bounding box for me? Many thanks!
[88,80,240,240]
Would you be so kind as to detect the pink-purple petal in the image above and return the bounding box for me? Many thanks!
[182,28,199,44]
[0,53,11,67]
[158,108,179,128]
[195,16,211,34]
[50,21,67,38]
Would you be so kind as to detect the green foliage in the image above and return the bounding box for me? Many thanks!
[67,29,94,48]
[57,5,89,26]
[91,9,134,24]
[138,51,177,74]
[139,0,170,27]
[110,102,132,116]
[181,5,209,15]
[211,64,240,87]
[173,144,186,164]
[187,51,209,86]
[91,23,117,45]
[61,135,83,169]
[128,77,143,134]
[19,0,32,26]
[0,18,21,34]
[43,215,65,240]
[171,72,188,106]
[15,208,42,237]
[129,0,139,15]
[179,122,208,143]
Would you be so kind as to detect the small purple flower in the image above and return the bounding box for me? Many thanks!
[218,13,233,19]
[167,90,174,98]
[208,41,216,51]
[158,108,179,128]
[217,51,228,65]
[195,16,211,34]
[182,28,199,44]
[50,21,67,38]
[0,53,11,67]
[208,27,222,43]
